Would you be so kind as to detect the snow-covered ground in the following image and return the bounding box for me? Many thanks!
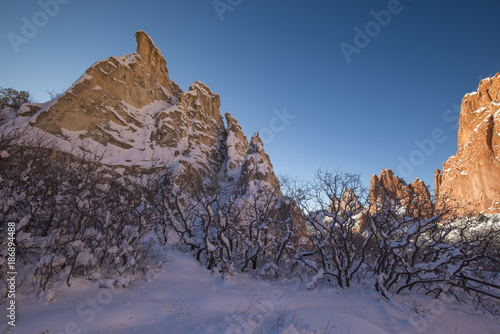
[3,250,499,334]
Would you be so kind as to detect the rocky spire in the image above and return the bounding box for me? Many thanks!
[32,30,181,142]
[8,30,283,199]
[238,133,281,194]
[135,30,168,72]
[436,73,500,214]
[224,112,249,182]
[369,169,433,217]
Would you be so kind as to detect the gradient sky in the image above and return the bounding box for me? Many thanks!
[1,0,499,191]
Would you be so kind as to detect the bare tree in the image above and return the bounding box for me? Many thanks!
[156,166,304,277]
[286,168,500,314]
[291,170,372,288]
[0,130,164,293]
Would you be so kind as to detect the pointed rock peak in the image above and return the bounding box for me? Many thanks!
[134,30,167,71]
[370,169,407,196]
[375,169,407,187]
[478,72,500,90]
[188,81,217,98]
[245,133,265,155]
[224,112,248,164]
[225,112,238,126]
[225,113,241,131]
[225,113,246,134]
[434,169,442,197]
[379,168,395,179]
[370,174,379,184]
[136,31,156,57]
[411,178,424,187]
[250,132,263,145]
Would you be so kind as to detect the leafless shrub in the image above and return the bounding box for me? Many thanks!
[286,169,500,314]
[0,128,164,293]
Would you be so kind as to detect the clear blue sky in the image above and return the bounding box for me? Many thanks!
[1,0,499,191]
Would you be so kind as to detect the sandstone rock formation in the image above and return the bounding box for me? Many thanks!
[223,114,280,193]
[8,31,279,194]
[238,133,281,194]
[435,73,500,214]
[34,31,181,140]
[369,169,434,217]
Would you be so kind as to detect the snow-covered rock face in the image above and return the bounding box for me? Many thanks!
[435,73,500,214]
[35,31,181,138]
[238,133,281,194]
[224,112,248,183]
[5,31,280,191]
